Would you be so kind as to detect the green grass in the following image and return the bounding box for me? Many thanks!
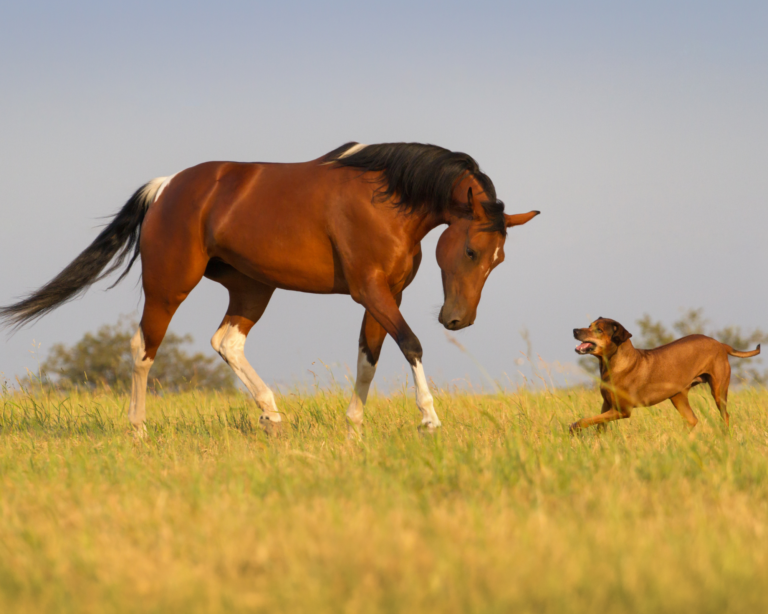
[2,382,768,613]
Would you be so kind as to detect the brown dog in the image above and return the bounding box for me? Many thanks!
[570,317,760,432]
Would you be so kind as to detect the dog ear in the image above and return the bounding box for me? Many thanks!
[611,322,632,345]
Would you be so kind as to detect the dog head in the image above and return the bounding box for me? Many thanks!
[573,317,632,359]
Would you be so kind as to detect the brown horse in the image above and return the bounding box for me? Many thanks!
[1,142,539,434]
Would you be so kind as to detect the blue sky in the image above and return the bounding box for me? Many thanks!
[1,1,767,391]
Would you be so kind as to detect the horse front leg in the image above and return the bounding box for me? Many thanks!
[354,278,441,432]
[346,296,401,436]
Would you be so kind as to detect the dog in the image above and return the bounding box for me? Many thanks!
[570,317,760,432]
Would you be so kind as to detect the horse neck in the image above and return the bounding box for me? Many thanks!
[401,173,487,243]
[402,208,448,245]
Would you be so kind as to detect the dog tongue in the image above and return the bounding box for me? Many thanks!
[576,343,592,352]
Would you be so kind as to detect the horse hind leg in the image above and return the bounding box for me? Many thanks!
[212,318,282,432]
[129,292,199,436]
[209,276,280,433]
[128,327,152,435]
[128,219,209,435]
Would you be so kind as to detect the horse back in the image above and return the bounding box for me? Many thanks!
[145,159,399,294]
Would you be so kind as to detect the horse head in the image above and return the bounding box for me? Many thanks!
[436,178,539,330]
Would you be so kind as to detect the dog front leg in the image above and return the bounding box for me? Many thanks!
[595,399,612,433]
[570,407,631,434]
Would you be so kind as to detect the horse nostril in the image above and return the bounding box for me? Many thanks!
[449,319,461,329]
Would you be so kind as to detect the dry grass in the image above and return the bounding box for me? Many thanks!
[1,382,768,613]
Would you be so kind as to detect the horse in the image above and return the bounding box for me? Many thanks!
[1,142,539,435]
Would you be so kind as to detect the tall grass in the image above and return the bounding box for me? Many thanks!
[1,382,768,613]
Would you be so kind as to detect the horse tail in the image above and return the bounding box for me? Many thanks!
[724,343,761,358]
[0,177,171,330]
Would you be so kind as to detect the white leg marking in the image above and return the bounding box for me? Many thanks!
[212,322,281,422]
[338,143,368,159]
[412,359,441,429]
[346,347,377,429]
[128,327,154,435]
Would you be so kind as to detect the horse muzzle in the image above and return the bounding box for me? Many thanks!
[438,306,474,331]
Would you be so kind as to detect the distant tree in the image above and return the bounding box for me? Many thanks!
[634,313,676,347]
[578,309,768,386]
[668,308,709,338]
[32,317,234,391]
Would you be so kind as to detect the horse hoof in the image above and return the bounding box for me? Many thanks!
[132,423,147,440]
[259,414,283,436]
[346,422,363,440]
[418,422,440,436]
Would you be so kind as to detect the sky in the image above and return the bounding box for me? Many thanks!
[1,1,767,394]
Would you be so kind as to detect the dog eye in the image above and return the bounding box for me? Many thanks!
[465,247,477,260]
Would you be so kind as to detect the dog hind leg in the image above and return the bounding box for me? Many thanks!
[707,368,731,430]
[670,391,698,429]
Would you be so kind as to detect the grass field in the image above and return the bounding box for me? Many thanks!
[2,380,768,613]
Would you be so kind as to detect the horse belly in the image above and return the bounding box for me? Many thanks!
[212,225,347,294]
[226,247,347,293]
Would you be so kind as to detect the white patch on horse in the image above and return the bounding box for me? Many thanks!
[128,327,154,435]
[154,173,177,202]
[135,176,169,206]
[346,347,377,429]
[412,359,441,429]
[493,247,500,263]
[338,143,368,159]
[211,322,281,421]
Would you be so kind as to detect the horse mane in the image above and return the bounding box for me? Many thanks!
[324,142,506,235]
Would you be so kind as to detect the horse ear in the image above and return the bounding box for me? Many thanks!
[611,322,632,345]
[468,187,486,220]
[505,210,540,228]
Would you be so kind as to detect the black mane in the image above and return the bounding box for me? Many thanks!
[324,142,506,234]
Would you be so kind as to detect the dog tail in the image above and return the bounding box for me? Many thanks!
[724,344,761,358]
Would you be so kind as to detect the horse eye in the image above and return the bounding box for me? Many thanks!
[465,247,476,260]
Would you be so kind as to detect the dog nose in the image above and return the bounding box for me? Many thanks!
[573,328,579,337]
